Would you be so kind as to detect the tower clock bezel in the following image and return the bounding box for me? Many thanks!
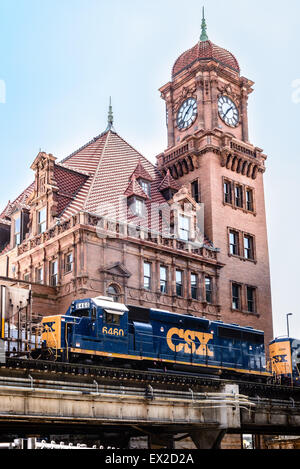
[176,97,198,131]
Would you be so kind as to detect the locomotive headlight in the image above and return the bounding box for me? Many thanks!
[76,343,80,348]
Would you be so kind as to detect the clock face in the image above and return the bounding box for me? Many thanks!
[218,96,239,127]
[177,98,197,130]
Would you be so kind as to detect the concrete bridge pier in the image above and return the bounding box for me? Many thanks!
[190,430,226,449]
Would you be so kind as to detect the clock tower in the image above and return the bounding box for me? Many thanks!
[156,11,273,343]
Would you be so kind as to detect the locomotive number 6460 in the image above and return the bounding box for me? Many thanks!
[102,327,124,337]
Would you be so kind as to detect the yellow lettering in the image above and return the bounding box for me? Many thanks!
[166,328,214,357]
[167,328,185,352]
[184,330,196,354]
[195,332,214,357]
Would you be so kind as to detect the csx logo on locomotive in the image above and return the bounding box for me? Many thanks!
[167,328,214,357]
[272,355,288,364]
[42,322,56,333]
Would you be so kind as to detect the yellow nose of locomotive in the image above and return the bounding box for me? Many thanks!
[41,316,62,350]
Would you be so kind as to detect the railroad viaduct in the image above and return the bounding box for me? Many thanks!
[0,362,299,449]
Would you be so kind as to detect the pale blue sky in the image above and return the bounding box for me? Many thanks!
[0,0,299,337]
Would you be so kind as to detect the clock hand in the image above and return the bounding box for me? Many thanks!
[223,106,233,118]
[183,104,192,120]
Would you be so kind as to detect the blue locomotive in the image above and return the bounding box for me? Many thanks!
[38,296,270,380]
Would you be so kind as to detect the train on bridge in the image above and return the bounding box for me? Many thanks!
[26,296,300,387]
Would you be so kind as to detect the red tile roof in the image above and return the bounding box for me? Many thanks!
[159,169,181,192]
[61,130,166,219]
[53,165,89,216]
[0,182,35,223]
[124,176,149,200]
[129,160,153,182]
[172,40,240,78]
[0,128,216,251]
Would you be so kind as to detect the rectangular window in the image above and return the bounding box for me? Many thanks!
[229,231,239,256]
[24,273,30,282]
[139,180,151,197]
[244,235,254,260]
[50,260,58,287]
[135,198,144,217]
[104,311,121,326]
[65,252,73,273]
[232,283,241,310]
[14,217,21,246]
[143,262,151,290]
[191,180,200,203]
[36,267,43,285]
[179,215,190,241]
[191,273,198,300]
[205,277,212,304]
[224,181,232,204]
[235,185,243,208]
[160,266,168,294]
[37,207,47,234]
[246,189,254,212]
[247,287,256,313]
[176,270,183,297]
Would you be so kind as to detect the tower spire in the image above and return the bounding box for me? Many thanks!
[106,96,115,132]
[200,7,209,42]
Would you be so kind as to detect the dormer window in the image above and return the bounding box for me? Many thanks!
[139,179,151,197]
[37,207,47,234]
[130,198,145,217]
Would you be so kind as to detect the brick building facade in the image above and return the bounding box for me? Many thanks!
[0,17,273,344]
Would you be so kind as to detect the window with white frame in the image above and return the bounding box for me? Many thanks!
[176,270,183,297]
[143,262,151,290]
[160,266,168,294]
[191,273,198,300]
[37,207,47,234]
[64,252,73,273]
[130,198,145,217]
[14,216,21,246]
[178,214,190,241]
[139,179,151,197]
[50,260,58,287]
[36,267,43,285]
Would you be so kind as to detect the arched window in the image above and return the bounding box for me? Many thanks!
[107,285,120,302]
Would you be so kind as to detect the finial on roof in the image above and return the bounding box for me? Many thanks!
[106,96,115,132]
[200,7,209,42]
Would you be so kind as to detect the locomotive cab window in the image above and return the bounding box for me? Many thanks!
[72,308,90,318]
[103,309,123,326]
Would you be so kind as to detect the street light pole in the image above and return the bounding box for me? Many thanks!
[286,313,293,338]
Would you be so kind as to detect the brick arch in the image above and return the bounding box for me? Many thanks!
[106,282,123,302]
